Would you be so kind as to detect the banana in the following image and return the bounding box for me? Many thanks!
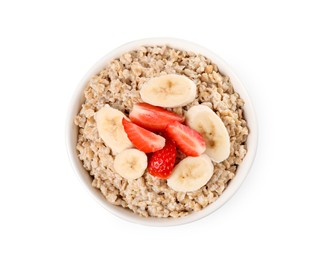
[186,105,230,163]
[167,154,214,192]
[95,104,133,154]
[114,149,147,180]
[140,74,196,107]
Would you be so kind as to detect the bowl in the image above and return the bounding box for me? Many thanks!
[66,38,258,226]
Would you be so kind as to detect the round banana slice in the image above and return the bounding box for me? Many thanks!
[186,105,230,163]
[167,154,214,192]
[113,149,147,180]
[95,104,133,155]
[140,74,196,108]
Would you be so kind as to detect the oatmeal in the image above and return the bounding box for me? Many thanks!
[74,45,248,218]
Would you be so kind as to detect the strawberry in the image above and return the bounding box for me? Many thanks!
[165,121,206,157]
[122,118,165,153]
[129,103,184,131]
[148,139,177,179]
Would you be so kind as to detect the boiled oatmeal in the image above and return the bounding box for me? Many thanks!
[74,45,249,218]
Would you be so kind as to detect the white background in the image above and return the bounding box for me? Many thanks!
[0,0,329,259]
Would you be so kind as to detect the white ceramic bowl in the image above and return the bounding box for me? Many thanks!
[66,38,258,226]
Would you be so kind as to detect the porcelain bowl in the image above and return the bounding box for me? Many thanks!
[66,38,258,226]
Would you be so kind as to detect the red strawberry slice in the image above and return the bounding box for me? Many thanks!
[129,103,184,131]
[165,121,206,157]
[122,118,165,153]
[148,139,177,179]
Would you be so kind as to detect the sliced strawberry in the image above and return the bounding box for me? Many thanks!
[122,118,165,153]
[148,139,177,179]
[165,121,206,156]
[129,103,184,131]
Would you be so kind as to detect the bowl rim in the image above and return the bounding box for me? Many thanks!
[65,37,258,227]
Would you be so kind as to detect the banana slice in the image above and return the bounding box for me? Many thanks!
[167,154,214,192]
[140,74,196,107]
[186,105,230,163]
[95,105,133,154]
[114,149,147,180]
